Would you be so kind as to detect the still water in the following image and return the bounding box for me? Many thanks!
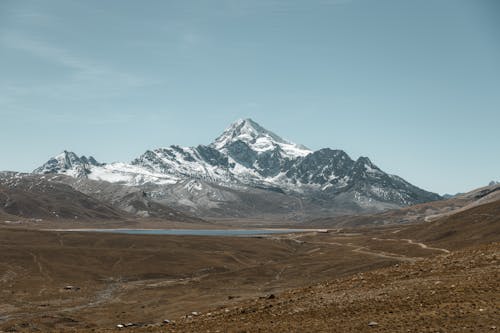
[72,229,306,236]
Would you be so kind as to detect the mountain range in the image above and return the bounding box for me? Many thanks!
[31,119,441,220]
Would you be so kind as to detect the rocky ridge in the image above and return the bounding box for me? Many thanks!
[33,119,441,218]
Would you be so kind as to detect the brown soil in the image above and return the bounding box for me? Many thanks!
[397,199,500,250]
[1,199,498,332]
[0,226,455,332]
[161,242,499,333]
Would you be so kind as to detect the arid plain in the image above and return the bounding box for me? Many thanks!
[1,192,498,332]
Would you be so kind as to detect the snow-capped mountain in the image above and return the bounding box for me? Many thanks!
[33,119,441,218]
[212,118,311,158]
[33,151,102,178]
[129,118,312,186]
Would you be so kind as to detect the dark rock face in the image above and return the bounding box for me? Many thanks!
[131,150,166,172]
[286,149,354,186]
[255,148,286,178]
[226,141,258,169]
[195,145,228,167]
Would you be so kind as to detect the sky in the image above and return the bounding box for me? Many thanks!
[0,0,499,195]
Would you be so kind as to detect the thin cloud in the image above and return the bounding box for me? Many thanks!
[1,31,96,73]
[0,31,153,105]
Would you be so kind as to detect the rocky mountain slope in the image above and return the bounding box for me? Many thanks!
[308,182,500,228]
[0,172,123,221]
[33,119,441,219]
[0,172,202,223]
[397,196,500,250]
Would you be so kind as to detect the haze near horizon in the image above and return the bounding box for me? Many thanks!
[0,0,499,195]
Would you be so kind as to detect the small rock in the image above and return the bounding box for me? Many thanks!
[116,324,124,328]
[368,321,378,327]
[163,319,171,324]
[64,285,80,291]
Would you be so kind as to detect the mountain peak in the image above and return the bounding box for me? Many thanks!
[211,119,311,158]
[33,151,102,177]
[212,118,280,145]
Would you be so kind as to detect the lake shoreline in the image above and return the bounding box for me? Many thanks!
[45,228,324,236]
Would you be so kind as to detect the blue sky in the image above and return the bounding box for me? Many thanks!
[0,0,498,194]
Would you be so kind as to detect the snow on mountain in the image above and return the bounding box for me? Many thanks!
[127,119,312,187]
[212,119,312,158]
[131,145,231,182]
[33,118,442,215]
[88,162,179,186]
[34,151,179,186]
[33,151,102,178]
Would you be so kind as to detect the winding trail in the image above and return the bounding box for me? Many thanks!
[403,239,450,253]
[292,232,450,262]
[30,252,44,276]
[371,237,450,254]
[226,253,250,266]
[59,280,120,314]
[29,252,53,281]
[302,240,416,262]
[112,256,123,270]
[56,233,64,247]
[0,281,120,324]
[275,266,287,281]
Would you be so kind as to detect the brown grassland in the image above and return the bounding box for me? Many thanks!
[0,199,499,332]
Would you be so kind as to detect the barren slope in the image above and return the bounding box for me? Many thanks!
[163,243,499,333]
[397,198,500,250]
[0,173,124,221]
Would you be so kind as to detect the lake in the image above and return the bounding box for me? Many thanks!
[68,229,307,236]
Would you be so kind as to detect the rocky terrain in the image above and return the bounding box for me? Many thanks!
[308,182,500,228]
[0,194,498,332]
[0,172,201,224]
[160,198,499,333]
[162,242,499,333]
[0,172,123,221]
[32,119,441,219]
[397,195,500,250]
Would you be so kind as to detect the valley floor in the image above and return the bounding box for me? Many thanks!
[0,226,498,332]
